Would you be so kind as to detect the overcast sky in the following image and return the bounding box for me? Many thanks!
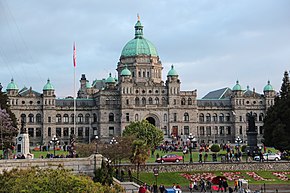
[1,0,290,98]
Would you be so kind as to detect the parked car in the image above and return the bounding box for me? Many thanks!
[254,153,281,161]
[156,154,183,163]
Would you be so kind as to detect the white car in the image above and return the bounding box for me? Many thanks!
[254,153,281,161]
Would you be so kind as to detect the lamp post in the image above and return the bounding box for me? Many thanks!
[235,136,242,152]
[110,137,118,178]
[188,133,194,163]
[153,167,159,187]
[50,135,59,158]
[95,135,99,154]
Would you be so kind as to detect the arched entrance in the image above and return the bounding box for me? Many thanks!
[146,117,156,126]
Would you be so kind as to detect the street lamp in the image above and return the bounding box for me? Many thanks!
[188,133,194,163]
[235,136,242,150]
[50,135,59,158]
[95,135,99,154]
[110,137,118,177]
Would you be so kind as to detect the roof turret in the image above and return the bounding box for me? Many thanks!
[232,80,242,91]
[7,78,18,90]
[86,81,92,88]
[106,73,116,84]
[43,79,54,91]
[167,65,178,76]
[121,65,132,76]
[263,80,274,92]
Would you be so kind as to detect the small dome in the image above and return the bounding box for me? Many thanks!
[106,73,116,84]
[86,81,92,88]
[232,80,242,91]
[121,65,132,76]
[7,78,18,90]
[263,80,274,92]
[121,19,158,57]
[167,65,178,76]
[43,79,54,91]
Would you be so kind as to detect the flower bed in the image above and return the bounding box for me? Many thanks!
[180,172,216,181]
[272,172,290,181]
[246,172,274,181]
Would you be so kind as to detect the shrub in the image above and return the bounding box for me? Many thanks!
[210,144,220,152]
[241,145,247,152]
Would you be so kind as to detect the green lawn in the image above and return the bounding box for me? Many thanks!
[137,171,290,187]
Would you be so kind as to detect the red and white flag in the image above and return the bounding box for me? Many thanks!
[73,42,77,67]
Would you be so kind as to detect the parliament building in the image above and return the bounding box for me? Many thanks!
[4,19,276,146]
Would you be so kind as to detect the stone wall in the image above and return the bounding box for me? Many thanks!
[0,154,102,177]
[119,162,290,173]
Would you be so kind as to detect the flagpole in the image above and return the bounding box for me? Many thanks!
[73,42,77,135]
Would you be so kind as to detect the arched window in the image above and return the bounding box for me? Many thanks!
[184,112,189,121]
[164,114,167,122]
[78,114,83,123]
[219,113,224,123]
[148,97,153,105]
[21,114,26,123]
[56,114,61,123]
[200,127,205,135]
[162,97,166,105]
[206,113,211,122]
[135,114,139,121]
[188,98,192,105]
[155,97,159,105]
[213,113,218,122]
[85,113,90,124]
[199,113,204,122]
[36,114,41,123]
[63,114,69,123]
[225,113,230,122]
[259,113,264,122]
[28,114,34,123]
[135,97,140,106]
[253,113,257,121]
[109,113,114,122]
[181,98,186,105]
[71,114,75,123]
[93,113,97,122]
[142,97,146,106]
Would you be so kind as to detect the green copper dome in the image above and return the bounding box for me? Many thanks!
[232,80,242,91]
[7,78,18,90]
[43,79,54,91]
[263,80,274,92]
[121,65,132,76]
[121,19,158,57]
[106,73,116,84]
[86,81,92,88]
[167,65,178,76]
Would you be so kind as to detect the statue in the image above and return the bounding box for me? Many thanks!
[247,112,256,132]
[20,120,27,134]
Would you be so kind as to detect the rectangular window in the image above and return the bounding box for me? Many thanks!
[78,127,83,137]
[71,128,74,135]
[183,126,189,135]
[173,113,177,122]
[56,128,62,137]
[63,128,69,137]
[240,116,243,122]
[63,116,69,123]
[206,126,211,136]
[48,117,51,123]
[28,128,34,137]
[219,126,224,135]
[126,113,130,122]
[200,126,205,135]
[85,127,89,136]
[226,126,231,135]
[36,128,41,137]
[259,126,263,134]
[239,126,243,135]
[109,127,114,136]
[93,127,98,136]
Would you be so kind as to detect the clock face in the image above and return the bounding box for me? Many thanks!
[18,137,22,141]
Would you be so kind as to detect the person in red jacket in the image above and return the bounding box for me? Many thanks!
[138,185,146,193]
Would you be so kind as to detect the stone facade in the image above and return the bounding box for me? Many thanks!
[4,19,276,146]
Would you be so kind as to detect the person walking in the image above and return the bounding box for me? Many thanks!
[200,179,206,193]
[199,152,203,163]
[152,183,158,193]
[189,181,194,193]
[217,178,223,192]
[159,184,165,193]
[193,180,198,190]
[222,179,228,192]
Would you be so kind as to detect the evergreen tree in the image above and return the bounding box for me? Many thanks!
[263,71,290,151]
